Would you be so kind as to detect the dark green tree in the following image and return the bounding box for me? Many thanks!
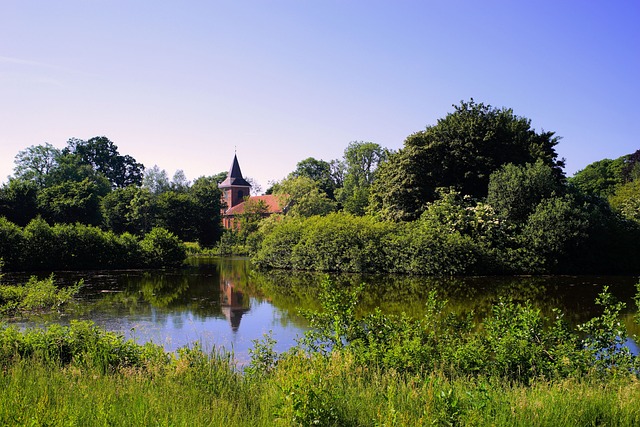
[0,179,40,226]
[190,176,224,247]
[370,100,565,221]
[155,191,198,241]
[65,136,144,188]
[37,177,110,225]
[101,186,142,234]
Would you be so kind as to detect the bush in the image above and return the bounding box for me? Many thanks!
[0,218,186,271]
[140,227,187,268]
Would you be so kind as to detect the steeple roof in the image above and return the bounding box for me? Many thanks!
[219,154,251,188]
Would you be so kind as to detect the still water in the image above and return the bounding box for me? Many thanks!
[5,257,639,364]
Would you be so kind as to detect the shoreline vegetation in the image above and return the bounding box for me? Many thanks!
[1,277,640,425]
[0,218,186,271]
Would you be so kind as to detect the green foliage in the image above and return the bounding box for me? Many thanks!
[0,218,184,271]
[273,176,336,217]
[608,180,640,222]
[100,185,141,234]
[298,278,640,383]
[37,177,110,225]
[0,178,39,226]
[517,195,590,273]
[64,136,145,188]
[12,143,62,187]
[290,157,338,199]
[487,160,564,223]
[140,227,187,268]
[0,274,82,315]
[370,99,564,221]
[570,157,627,197]
[245,332,279,378]
[335,141,389,215]
[189,176,224,247]
[1,281,640,425]
[578,287,636,378]
[155,191,198,241]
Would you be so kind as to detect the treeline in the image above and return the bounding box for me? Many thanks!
[247,100,640,275]
[0,137,225,247]
[0,217,186,271]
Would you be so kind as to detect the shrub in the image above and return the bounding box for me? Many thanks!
[140,227,187,268]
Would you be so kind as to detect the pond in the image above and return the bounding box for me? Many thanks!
[4,256,639,364]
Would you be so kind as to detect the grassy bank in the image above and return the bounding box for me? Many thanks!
[2,348,640,426]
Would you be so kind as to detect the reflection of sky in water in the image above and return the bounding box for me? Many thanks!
[5,259,640,363]
[11,298,306,366]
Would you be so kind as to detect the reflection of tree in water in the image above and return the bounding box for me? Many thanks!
[138,272,190,307]
[251,270,638,328]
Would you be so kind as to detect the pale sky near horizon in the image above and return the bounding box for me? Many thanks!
[1,1,639,192]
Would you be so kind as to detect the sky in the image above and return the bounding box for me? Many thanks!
[1,1,639,192]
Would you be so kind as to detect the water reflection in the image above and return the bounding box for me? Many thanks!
[3,258,639,362]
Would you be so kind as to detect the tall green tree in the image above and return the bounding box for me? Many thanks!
[290,157,338,199]
[273,176,336,217]
[336,141,388,215]
[12,143,62,187]
[142,165,171,195]
[189,176,224,247]
[370,99,565,221]
[101,185,142,234]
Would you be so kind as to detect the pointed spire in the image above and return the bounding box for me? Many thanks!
[219,154,251,188]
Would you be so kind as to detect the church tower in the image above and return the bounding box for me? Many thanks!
[219,154,252,212]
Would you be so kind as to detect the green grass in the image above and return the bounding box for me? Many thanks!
[1,350,640,426]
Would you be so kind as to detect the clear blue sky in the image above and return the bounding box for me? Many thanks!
[2,1,638,191]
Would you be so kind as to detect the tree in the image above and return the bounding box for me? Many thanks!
[608,180,640,223]
[519,195,589,273]
[155,191,198,241]
[190,176,224,247]
[65,136,144,188]
[569,157,626,198]
[487,160,564,223]
[101,186,141,234]
[336,141,388,215]
[237,198,270,238]
[291,157,337,199]
[0,178,40,226]
[170,169,190,192]
[142,165,171,195]
[37,177,110,225]
[369,99,565,221]
[273,176,336,217]
[12,143,61,187]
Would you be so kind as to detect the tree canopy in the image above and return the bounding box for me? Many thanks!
[370,100,565,221]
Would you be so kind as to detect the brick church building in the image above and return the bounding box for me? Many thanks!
[219,154,283,229]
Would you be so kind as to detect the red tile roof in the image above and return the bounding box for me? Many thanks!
[225,194,284,215]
